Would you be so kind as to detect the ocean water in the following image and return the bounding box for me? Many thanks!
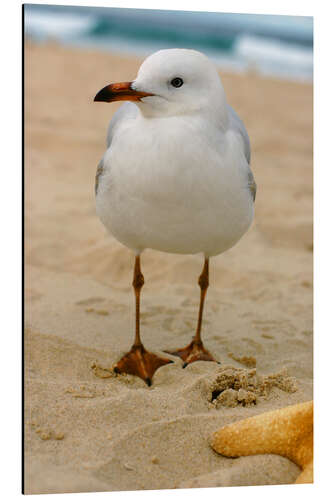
[24,4,313,82]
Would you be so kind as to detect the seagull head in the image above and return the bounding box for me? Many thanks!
[94,49,228,121]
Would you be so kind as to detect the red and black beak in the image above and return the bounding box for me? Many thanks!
[94,81,154,103]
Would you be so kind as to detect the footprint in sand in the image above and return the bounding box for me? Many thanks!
[76,296,127,314]
[75,297,105,306]
[227,352,257,368]
[241,337,265,353]
[252,319,296,338]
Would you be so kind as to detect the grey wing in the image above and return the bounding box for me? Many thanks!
[95,103,139,196]
[95,158,104,196]
[227,104,256,202]
[247,168,257,202]
[227,104,251,164]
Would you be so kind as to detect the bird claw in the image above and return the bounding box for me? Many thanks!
[114,343,173,385]
[165,339,218,367]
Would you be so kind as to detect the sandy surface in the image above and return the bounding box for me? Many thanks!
[24,41,313,494]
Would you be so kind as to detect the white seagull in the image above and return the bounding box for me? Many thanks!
[94,48,256,386]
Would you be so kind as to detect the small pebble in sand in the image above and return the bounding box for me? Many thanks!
[35,426,64,441]
[301,280,312,288]
[151,456,159,464]
[40,431,52,440]
[85,307,109,315]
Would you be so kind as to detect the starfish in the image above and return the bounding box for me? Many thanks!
[210,400,313,484]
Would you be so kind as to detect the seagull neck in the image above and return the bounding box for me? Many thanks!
[135,101,229,129]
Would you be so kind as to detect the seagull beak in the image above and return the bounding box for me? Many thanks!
[94,82,154,103]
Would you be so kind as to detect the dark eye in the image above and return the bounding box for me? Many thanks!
[171,77,183,88]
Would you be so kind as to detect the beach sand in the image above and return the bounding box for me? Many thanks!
[24,41,313,494]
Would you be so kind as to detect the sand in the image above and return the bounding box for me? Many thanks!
[24,41,313,494]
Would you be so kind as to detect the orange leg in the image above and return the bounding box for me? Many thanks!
[165,257,218,367]
[114,255,172,385]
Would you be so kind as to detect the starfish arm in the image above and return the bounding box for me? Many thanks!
[295,461,313,484]
[211,401,313,480]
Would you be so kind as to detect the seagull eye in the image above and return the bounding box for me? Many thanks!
[171,77,184,88]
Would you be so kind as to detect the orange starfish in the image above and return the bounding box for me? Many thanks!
[211,400,313,484]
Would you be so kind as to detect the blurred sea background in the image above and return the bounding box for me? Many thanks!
[24,4,313,82]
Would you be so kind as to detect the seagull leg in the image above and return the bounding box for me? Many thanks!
[165,257,218,367]
[114,255,172,385]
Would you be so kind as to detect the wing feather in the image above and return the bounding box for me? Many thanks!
[227,104,251,165]
[227,104,256,202]
[95,103,139,196]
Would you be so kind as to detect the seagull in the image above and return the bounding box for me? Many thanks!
[94,49,256,386]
